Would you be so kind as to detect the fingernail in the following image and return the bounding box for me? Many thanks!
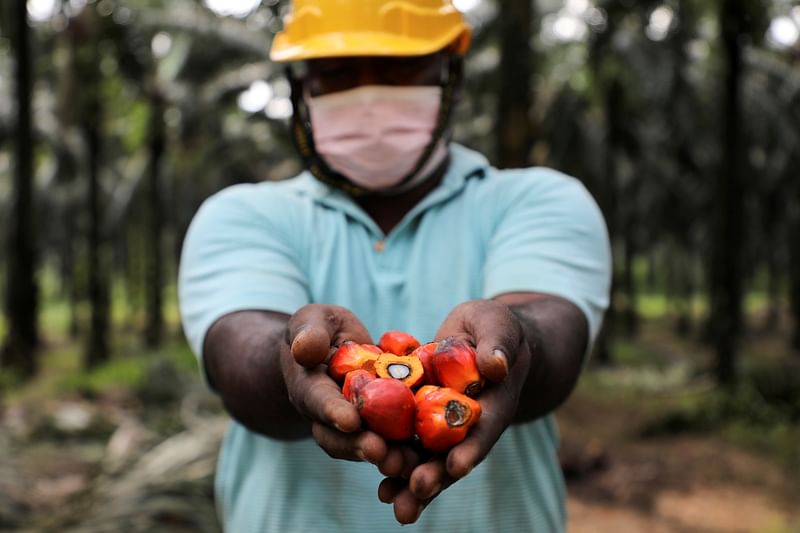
[290,327,307,347]
[493,349,509,374]
[355,449,367,462]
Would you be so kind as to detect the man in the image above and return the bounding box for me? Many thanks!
[179,1,611,531]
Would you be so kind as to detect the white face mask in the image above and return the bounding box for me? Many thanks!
[307,85,447,192]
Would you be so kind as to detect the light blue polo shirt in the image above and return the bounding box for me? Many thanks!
[179,144,611,533]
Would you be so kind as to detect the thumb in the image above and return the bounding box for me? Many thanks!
[290,326,332,369]
[287,305,373,368]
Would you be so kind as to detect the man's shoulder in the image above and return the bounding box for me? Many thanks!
[468,162,594,211]
[209,174,316,203]
[489,165,583,190]
[447,144,582,191]
[199,174,318,216]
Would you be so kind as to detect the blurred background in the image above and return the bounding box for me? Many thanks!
[1,0,799,531]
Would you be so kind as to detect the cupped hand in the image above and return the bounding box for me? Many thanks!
[281,304,422,475]
[381,299,533,524]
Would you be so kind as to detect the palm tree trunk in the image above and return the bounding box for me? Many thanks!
[2,0,39,379]
[593,79,623,364]
[60,208,80,339]
[622,213,639,337]
[84,104,110,368]
[762,227,781,333]
[675,251,694,337]
[710,0,745,386]
[496,0,535,168]
[145,97,166,348]
[790,173,800,353]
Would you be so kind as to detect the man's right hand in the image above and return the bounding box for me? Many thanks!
[282,305,420,475]
[206,305,422,477]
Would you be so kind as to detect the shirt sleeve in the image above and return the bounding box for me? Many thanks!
[482,169,612,352]
[178,184,310,383]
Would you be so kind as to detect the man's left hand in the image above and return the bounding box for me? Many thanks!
[379,299,533,524]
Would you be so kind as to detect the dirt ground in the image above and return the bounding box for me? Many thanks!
[558,387,800,533]
[3,388,796,533]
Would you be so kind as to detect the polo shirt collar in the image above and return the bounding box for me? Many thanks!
[290,143,490,238]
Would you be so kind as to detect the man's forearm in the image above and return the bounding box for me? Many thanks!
[496,294,588,423]
[204,310,310,439]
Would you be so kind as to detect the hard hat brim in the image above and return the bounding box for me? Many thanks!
[270,26,471,62]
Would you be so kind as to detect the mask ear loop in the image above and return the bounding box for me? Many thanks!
[286,54,463,197]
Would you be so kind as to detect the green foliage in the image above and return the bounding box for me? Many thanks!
[747,361,800,421]
[0,323,198,401]
[0,365,19,394]
[168,338,201,373]
[60,355,147,395]
[57,338,198,398]
[609,336,669,368]
[120,99,150,154]
[641,371,800,468]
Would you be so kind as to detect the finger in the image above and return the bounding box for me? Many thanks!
[356,432,388,464]
[290,371,361,432]
[311,423,387,463]
[392,487,427,525]
[378,447,405,477]
[378,444,423,478]
[409,459,448,500]
[287,305,373,368]
[378,477,406,504]
[445,388,511,479]
[290,326,331,368]
[472,307,524,383]
[400,446,422,479]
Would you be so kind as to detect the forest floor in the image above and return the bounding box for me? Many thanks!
[561,318,800,533]
[561,381,800,533]
[1,317,798,532]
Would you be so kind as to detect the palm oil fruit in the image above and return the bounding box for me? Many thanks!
[374,353,424,388]
[334,332,487,451]
[414,386,482,453]
[378,330,421,356]
[342,369,376,403]
[354,378,416,441]
[328,342,382,382]
[410,342,438,385]
[432,337,484,397]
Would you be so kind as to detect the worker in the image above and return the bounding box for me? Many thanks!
[179,1,612,531]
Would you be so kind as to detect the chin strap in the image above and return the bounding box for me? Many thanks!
[287,55,464,197]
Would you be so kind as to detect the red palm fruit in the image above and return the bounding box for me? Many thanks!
[432,337,485,397]
[415,386,482,453]
[410,342,438,385]
[354,378,416,441]
[374,353,425,388]
[414,385,439,403]
[378,330,421,356]
[342,369,376,403]
[328,342,382,383]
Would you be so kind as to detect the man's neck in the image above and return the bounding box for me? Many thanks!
[355,163,448,235]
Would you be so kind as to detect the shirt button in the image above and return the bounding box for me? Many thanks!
[374,240,386,253]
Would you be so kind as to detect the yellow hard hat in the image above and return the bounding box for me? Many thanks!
[270,0,472,62]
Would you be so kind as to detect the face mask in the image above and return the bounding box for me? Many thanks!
[307,85,447,192]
